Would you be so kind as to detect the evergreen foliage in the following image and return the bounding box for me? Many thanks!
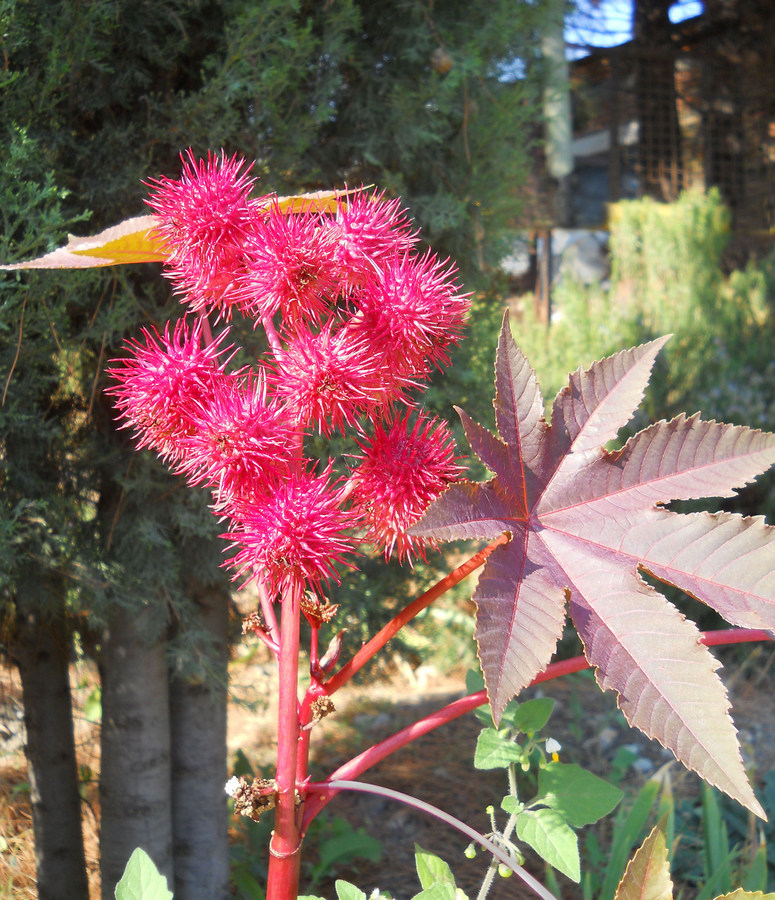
[1,0,544,651]
[0,2,544,889]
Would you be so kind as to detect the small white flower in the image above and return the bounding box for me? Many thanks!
[545,737,562,755]
[224,776,241,796]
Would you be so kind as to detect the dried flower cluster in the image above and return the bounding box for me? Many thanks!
[109,151,468,600]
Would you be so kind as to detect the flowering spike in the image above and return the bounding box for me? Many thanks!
[107,152,470,600]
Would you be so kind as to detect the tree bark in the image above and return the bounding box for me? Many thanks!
[169,584,231,900]
[99,603,173,899]
[11,594,89,900]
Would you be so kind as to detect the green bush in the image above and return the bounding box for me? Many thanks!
[514,189,775,465]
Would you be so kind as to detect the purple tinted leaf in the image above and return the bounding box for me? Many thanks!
[549,336,670,467]
[474,535,568,723]
[629,510,775,632]
[420,314,775,815]
[541,414,775,513]
[494,313,548,484]
[548,540,763,816]
[412,481,514,541]
[456,407,526,513]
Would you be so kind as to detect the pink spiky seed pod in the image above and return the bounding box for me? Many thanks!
[351,250,471,379]
[348,410,463,563]
[324,189,419,288]
[145,149,262,319]
[223,464,360,598]
[173,372,295,506]
[235,200,341,329]
[268,320,389,435]
[107,318,234,463]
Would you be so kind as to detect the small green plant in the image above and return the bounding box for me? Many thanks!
[115,848,173,900]
[465,669,622,890]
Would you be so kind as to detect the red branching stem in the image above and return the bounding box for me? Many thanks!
[199,313,214,347]
[258,581,280,652]
[244,620,280,655]
[309,623,320,672]
[267,586,303,900]
[323,533,511,695]
[699,628,770,648]
[302,627,772,828]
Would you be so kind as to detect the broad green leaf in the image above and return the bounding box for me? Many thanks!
[114,848,172,900]
[501,795,523,816]
[413,313,775,816]
[537,762,623,826]
[412,885,458,900]
[465,668,485,695]
[335,881,368,900]
[312,822,381,881]
[414,845,456,890]
[473,728,523,769]
[614,817,673,900]
[509,697,554,733]
[516,807,580,882]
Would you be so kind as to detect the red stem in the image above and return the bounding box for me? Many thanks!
[267,586,304,900]
[301,627,771,829]
[323,533,511,696]
[258,581,280,649]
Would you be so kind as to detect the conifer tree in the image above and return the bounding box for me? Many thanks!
[0,2,544,896]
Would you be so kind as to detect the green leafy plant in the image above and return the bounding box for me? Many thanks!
[115,848,173,900]
[465,669,622,887]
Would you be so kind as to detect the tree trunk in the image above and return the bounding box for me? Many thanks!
[169,584,231,900]
[11,594,89,900]
[99,603,173,899]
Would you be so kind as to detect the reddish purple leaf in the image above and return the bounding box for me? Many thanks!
[413,313,775,815]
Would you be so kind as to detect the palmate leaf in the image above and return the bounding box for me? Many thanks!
[0,190,349,270]
[412,313,775,816]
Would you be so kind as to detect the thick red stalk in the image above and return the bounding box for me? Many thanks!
[323,534,511,696]
[302,628,772,828]
[267,586,303,900]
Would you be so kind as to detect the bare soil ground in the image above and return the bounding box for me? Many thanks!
[3,638,775,899]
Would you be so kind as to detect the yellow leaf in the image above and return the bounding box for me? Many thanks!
[714,891,775,900]
[1,215,166,270]
[614,816,673,900]
[267,186,362,215]
[1,186,362,271]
